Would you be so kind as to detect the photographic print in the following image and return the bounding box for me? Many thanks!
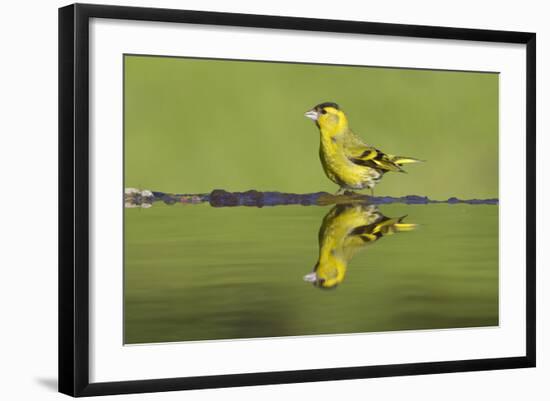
[59,5,535,395]
[123,54,499,345]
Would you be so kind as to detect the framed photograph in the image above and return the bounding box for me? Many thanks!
[59,3,536,397]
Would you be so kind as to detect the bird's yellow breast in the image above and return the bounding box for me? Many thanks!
[319,133,378,189]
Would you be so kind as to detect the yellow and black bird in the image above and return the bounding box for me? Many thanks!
[305,102,423,194]
[303,203,416,289]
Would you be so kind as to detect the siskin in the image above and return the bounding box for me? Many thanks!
[304,203,416,289]
[305,102,423,194]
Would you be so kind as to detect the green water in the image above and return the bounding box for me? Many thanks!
[124,203,498,344]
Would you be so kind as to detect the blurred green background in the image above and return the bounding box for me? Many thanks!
[124,55,499,199]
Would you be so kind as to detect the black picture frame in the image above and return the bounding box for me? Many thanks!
[59,3,536,397]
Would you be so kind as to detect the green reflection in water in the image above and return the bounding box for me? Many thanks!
[124,203,498,344]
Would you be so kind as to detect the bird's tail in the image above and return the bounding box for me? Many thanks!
[390,155,426,166]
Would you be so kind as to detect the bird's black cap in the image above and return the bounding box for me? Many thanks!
[314,102,340,110]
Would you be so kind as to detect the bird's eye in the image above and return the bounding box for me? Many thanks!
[320,109,327,115]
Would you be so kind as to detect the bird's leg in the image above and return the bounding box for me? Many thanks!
[335,187,346,196]
[370,188,375,197]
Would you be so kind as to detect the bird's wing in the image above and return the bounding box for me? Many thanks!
[350,215,417,238]
[344,141,404,173]
[342,130,404,172]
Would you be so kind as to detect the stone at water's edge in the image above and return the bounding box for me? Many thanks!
[125,188,154,208]
[370,195,430,204]
[208,190,498,207]
[209,189,328,207]
[124,188,499,208]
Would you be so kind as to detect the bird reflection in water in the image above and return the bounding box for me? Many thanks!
[304,203,417,289]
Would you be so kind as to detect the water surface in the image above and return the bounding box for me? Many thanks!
[124,203,498,344]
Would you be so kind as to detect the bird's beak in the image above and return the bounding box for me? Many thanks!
[303,272,317,283]
[304,110,319,121]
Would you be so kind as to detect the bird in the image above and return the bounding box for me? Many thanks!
[304,102,423,195]
[303,203,416,289]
